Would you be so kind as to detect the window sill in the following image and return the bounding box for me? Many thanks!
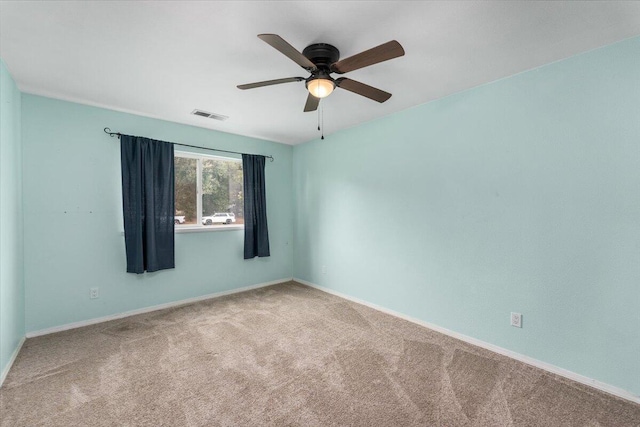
[175,225,244,233]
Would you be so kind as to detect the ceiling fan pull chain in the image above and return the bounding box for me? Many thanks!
[318,107,320,131]
[321,105,325,140]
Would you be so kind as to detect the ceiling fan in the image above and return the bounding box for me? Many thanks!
[237,34,405,112]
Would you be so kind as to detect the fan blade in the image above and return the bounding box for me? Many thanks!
[258,34,317,71]
[331,40,404,74]
[304,93,320,112]
[237,77,305,90]
[335,78,391,103]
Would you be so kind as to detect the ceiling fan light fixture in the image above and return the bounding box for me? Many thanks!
[306,78,335,98]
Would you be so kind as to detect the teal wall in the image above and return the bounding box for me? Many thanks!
[21,95,293,332]
[293,37,640,395]
[0,60,25,378]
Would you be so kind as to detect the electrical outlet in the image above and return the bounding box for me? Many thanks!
[510,312,522,328]
[90,287,99,299]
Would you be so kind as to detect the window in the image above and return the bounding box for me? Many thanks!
[174,151,244,230]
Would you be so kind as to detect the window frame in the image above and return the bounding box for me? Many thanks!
[174,150,244,233]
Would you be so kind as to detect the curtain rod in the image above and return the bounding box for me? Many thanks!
[103,128,274,162]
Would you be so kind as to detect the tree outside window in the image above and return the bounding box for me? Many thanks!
[174,152,244,228]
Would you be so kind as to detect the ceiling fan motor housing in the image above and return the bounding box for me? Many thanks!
[303,43,340,71]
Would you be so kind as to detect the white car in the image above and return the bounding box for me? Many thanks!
[174,216,186,224]
[202,213,236,225]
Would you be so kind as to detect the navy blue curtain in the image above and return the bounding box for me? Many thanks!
[120,135,175,273]
[242,154,270,259]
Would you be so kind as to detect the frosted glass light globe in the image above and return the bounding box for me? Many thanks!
[307,78,335,98]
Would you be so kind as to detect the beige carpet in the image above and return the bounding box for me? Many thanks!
[1,281,638,426]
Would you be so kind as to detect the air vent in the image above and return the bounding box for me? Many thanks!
[191,109,228,121]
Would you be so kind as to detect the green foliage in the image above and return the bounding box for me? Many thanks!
[175,157,197,221]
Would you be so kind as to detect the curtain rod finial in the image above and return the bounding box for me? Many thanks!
[104,127,120,138]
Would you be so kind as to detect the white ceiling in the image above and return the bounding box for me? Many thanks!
[1,1,639,145]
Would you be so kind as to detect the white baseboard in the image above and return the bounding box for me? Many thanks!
[1,336,25,387]
[26,278,292,338]
[294,278,640,405]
